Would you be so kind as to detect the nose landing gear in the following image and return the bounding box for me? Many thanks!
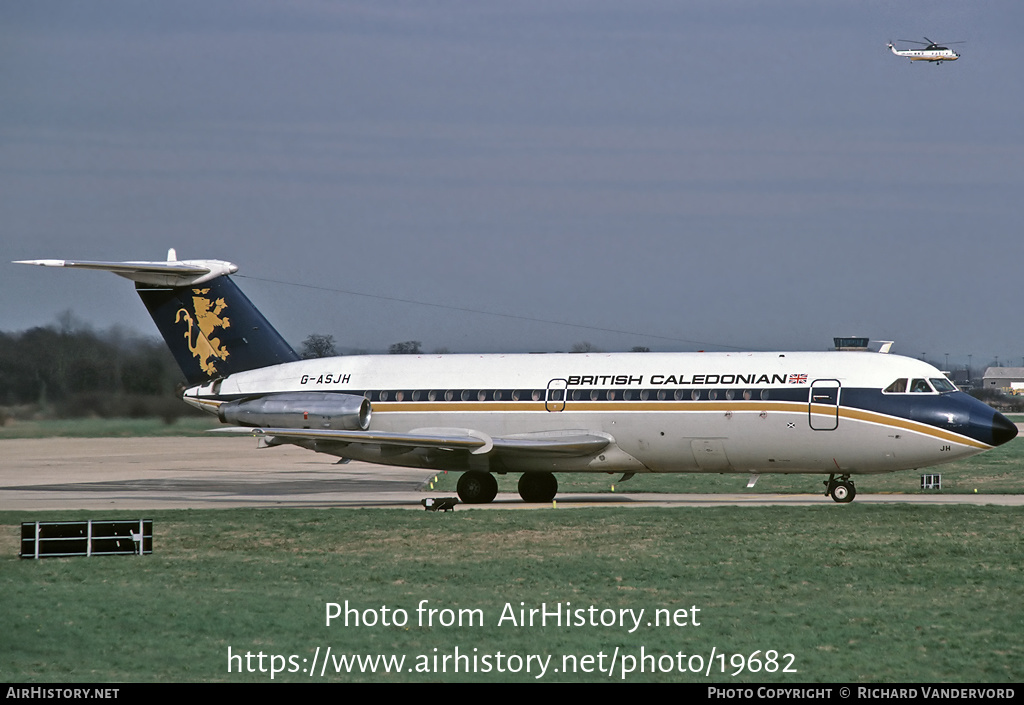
[824,474,857,503]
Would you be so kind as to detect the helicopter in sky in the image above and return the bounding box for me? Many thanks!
[887,37,963,64]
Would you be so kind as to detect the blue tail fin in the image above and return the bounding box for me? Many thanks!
[137,276,299,385]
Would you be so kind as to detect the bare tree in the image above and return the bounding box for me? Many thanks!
[301,334,337,359]
[389,341,423,355]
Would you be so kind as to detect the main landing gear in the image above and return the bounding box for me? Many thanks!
[456,471,498,504]
[455,471,559,504]
[518,472,558,503]
[824,474,857,503]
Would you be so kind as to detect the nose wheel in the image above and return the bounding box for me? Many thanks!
[824,474,856,503]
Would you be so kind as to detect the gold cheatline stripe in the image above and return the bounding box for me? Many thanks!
[368,401,990,449]
[835,406,987,449]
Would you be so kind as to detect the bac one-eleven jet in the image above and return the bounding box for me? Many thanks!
[16,251,1017,504]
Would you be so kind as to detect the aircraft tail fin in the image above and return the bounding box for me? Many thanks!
[15,251,300,385]
[137,275,300,384]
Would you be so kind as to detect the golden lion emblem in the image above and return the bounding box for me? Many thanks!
[176,288,231,376]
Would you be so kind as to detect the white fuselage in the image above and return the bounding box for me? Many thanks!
[888,45,959,62]
[186,350,1003,477]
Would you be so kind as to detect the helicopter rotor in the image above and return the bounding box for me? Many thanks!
[897,37,965,50]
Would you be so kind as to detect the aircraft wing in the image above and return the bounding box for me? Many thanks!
[210,426,611,458]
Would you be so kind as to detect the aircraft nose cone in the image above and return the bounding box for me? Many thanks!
[991,412,1018,446]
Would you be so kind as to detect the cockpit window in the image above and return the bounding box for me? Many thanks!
[885,377,953,394]
[884,378,907,393]
[909,378,933,393]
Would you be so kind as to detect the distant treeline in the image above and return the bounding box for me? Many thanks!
[0,318,193,420]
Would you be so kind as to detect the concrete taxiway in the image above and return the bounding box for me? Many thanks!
[1,437,1021,511]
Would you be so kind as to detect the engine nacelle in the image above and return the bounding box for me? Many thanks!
[218,393,371,430]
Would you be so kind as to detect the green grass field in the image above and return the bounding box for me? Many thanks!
[2,505,1022,683]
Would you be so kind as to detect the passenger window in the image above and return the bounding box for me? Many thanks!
[884,378,908,393]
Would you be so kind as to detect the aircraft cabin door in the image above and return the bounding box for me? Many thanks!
[808,379,840,431]
[546,378,567,412]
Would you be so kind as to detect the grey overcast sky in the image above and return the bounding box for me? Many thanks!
[3,1,1022,369]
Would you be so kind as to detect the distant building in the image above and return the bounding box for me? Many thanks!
[949,368,972,388]
[981,367,1024,392]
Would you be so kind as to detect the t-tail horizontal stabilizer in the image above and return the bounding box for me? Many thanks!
[15,248,237,287]
[15,250,300,384]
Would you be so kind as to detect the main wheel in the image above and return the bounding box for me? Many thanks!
[457,471,498,504]
[518,472,558,503]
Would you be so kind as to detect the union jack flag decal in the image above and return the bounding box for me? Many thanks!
[789,374,808,384]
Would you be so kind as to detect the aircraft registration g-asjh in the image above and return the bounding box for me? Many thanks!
[16,251,1017,504]
[887,38,963,64]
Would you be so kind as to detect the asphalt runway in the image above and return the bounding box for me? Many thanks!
[2,437,1022,511]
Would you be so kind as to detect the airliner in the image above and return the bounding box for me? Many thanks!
[16,252,1017,504]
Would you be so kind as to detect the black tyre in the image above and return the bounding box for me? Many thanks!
[518,472,558,503]
[457,471,498,504]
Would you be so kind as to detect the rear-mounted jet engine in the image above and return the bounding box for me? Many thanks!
[218,392,371,430]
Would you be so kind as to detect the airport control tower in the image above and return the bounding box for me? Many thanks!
[833,337,871,351]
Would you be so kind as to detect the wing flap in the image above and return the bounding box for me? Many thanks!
[210,426,488,451]
[492,431,611,457]
[210,426,611,458]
